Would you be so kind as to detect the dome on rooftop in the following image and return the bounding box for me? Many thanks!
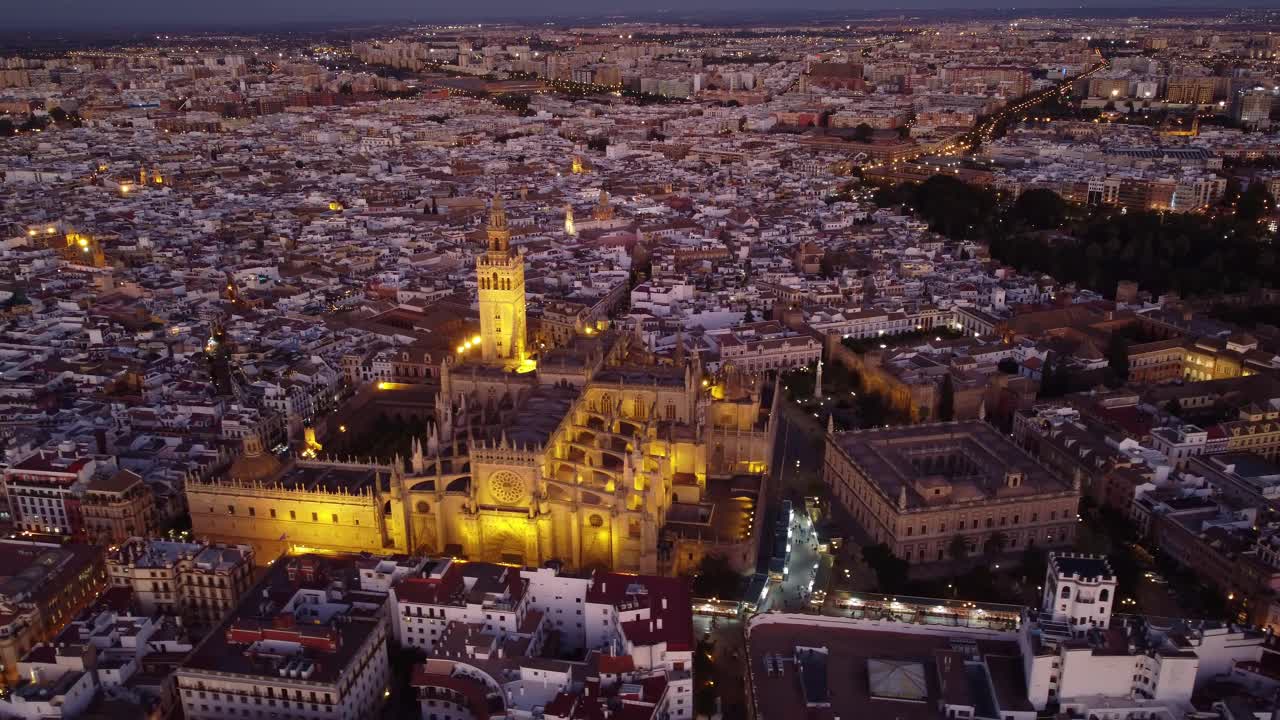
[228,433,282,483]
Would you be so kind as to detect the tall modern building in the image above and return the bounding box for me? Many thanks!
[1233,88,1274,129]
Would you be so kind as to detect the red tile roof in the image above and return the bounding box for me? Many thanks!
[587,573,693,652]
[597,654,636,674]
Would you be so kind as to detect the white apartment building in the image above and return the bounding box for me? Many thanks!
[1149,425,1209,470]
[2,442,97,535]
[391,558,542,655]
[0,608,193,720]
[1020,553,1266,711]
[1041,553,1118,637]
[808,305,956,340]
[391,561,693,675]
[399,562,696,720]
[0,656,96,720]
[713,321,822,374]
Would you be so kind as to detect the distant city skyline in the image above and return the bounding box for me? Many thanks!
[7,0,1278,30]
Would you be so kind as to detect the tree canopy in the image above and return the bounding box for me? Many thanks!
[938,374,955,422]
[1038,355,1073,399]
[1105,334,1130,388]
[1012,188,1067,230]
[690,554,743,600]
[1237,182,1277,223]
[911,175,998,240]
[862,543,910,593]
[988,201,1278,299]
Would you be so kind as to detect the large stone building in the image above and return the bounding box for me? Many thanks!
[0,540,106,689]
[106,538,255,625]
[822,421,1081,565]
[714,321,823,374]
[80,469,158,545]
[187,196,776,575]
[174,554,392,720]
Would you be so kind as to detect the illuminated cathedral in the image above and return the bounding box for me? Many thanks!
[188,196,776,575]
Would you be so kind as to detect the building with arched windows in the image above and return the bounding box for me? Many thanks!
[822,421,1081,566]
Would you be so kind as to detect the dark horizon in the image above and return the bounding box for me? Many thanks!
[5,0,1279,32]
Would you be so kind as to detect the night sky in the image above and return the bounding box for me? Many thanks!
[7,0,1272,30]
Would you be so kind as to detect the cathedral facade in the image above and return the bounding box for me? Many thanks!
[188,196,775,574]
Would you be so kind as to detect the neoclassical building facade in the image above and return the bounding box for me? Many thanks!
[188,196,776,574]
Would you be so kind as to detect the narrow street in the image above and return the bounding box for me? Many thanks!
[692,614,747,719]
[760,509,822,612]
[769,395,826,499]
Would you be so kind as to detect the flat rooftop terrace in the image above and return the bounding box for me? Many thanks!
[274,462,383,494]
[180,554,387,685]
[749,617,1022,720]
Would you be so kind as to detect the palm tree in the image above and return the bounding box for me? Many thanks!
[984,531,1009,557]
[948,535,969,564]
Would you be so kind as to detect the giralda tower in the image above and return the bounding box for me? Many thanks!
[476,194,528,366]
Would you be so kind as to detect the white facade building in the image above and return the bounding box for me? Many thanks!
[393,561,695,720]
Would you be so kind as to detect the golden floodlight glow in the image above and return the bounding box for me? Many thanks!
[457,344,467,353]
[45,227,55,235]
[471,334,481,344]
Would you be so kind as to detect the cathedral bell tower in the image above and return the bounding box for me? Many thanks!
[476,194,528,366]
[592,188,614,222]
[206,317,235,397]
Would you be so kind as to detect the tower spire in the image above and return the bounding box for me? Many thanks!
[564,203,576,237]
[593,187,614,222]
[487,193,510,252]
